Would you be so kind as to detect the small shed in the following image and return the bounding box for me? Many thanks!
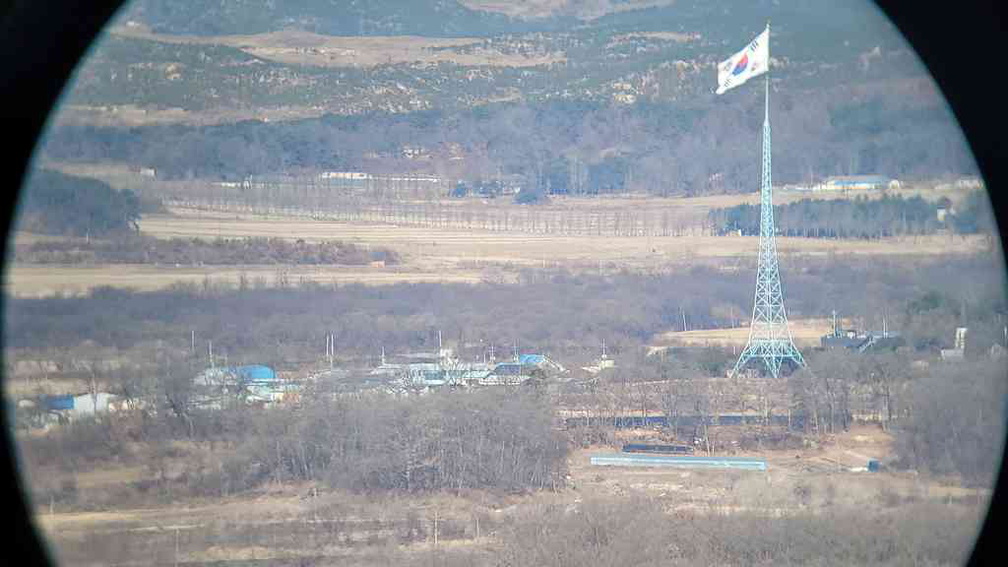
[40,392,116,418]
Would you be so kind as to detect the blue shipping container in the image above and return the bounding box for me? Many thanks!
[44,395,74,411]
[867,459,880,472]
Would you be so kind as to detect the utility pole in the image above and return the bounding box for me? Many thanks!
[326,333,335,369]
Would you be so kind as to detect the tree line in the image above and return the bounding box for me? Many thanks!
[168,198,710,238]
[12,235,400,266]
[18,383,568,499]
[707,194,994,239]
[7,254,1004,381]
[16,169,143,237]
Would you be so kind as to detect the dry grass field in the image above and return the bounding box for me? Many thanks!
[4,201,991,296]
[651,317,835,349]
[136,207,989,266]
[462,0,678,21]
[27,424,990,565]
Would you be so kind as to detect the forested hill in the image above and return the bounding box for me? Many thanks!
[16,170,142,237]
[44,98,973,195]
[122,0,901,49]
[40,0,978,196]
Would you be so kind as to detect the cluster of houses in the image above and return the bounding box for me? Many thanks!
[782,175,902,193]
[356,348,567,391]
[819,313,1007,364]
[192,364,296,409]
[17,364,295,429]
[17,347,575,429]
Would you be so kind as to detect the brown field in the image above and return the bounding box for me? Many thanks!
[136,207,989,265]
[4,199,991,295]
[462,0,678,21]
[51,103,333,128]
[110,25,564,68]
[651,318,835,349]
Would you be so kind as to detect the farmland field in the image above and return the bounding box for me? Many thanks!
[4,203,990,296]
[139,207,988,255]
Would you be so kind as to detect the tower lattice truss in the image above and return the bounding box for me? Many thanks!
[731,97,805,378]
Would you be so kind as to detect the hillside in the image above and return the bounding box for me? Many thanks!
[39,0,978,195]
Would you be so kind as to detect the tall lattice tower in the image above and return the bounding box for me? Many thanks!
[729,28,805,379]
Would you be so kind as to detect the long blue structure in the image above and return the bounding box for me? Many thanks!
[590,453,767,471]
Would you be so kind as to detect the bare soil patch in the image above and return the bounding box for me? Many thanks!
[109,27,564,68]
[651,318,834,348]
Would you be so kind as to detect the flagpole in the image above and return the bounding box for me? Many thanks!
[765,20,770,125]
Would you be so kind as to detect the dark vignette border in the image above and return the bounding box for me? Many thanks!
[0,1,1003,564]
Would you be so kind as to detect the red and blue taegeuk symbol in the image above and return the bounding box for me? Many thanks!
[732,53,749,76]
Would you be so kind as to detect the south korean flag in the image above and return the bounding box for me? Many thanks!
[716,26,770,95]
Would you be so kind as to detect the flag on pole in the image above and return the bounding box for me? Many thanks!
[715,26,769,95]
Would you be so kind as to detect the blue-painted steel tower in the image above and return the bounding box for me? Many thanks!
[731,38,805,378]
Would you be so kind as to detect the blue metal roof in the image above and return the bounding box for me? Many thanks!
[493,363,523,375]
[231,365,277,383]
[518,354,546,365]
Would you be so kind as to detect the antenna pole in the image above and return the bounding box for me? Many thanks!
[730,20,804,378]
[765,20,771,125]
